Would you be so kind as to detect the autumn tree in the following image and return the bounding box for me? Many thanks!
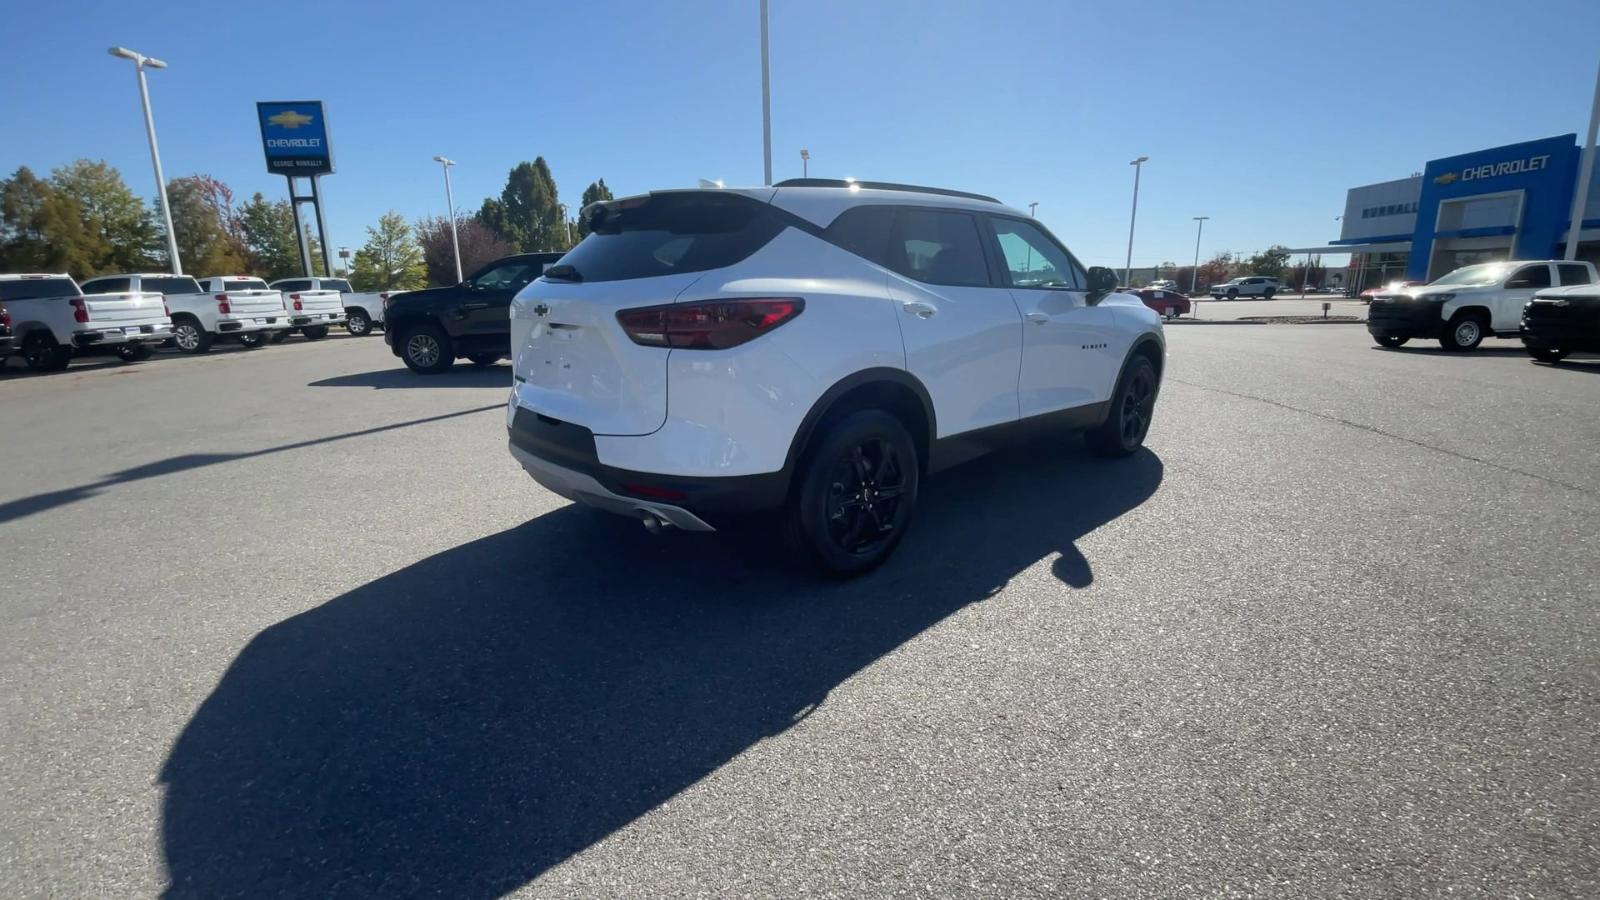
[414,215,515,286]
[477,158,565,252]
[1194,252,1236,292]
[1240,245,1292,281]
[351,211,426,291]
[164,176,247,275]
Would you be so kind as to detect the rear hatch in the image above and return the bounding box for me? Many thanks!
[288,289,344,315]
[217,279,286,318]
[511,191,786,436]
[80,291,168,329]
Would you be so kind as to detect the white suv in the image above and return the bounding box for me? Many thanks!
[506,181,1165,573]
[1209,276,1280,300]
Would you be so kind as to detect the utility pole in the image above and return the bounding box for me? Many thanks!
[1190,216,1209,295]
[1124,156,1148,286]
[109,47,181,274]
[1565,59,1599,260]
[760,0,772,185]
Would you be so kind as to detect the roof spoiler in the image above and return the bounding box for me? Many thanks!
[773,178,999,204]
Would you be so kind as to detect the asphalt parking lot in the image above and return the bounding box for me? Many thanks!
[2,326,1597,898]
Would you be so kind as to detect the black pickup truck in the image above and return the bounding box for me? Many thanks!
[383,252,563,374]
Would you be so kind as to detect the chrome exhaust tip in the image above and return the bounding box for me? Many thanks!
[637,511,667,534]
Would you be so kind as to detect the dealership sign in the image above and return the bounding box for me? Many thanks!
[256,101,334,175]
[1434,154,1550,185]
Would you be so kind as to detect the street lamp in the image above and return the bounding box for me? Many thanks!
[559,202,573,247]
[760,0,772,185]
[800,148,810,178]
[1190,216,1209,295]
[108,47,181,274]
[1123,156,1148,286]
[1028,202,1038,218]
[432,156,462,283]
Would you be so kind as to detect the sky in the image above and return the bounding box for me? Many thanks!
[4,0,1599,271]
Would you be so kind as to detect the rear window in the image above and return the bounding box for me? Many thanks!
[83,277,131,294]
[1557,263,1593,286]
[888,208,990,287]
[144,277,202,295]
[322,279,354,293]
[0,278,78,301]
[225,279,270,291]
[560,193,784,283]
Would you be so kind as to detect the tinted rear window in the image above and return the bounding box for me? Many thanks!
[1557,263,1593,286]
[824,205,896,266]
[0,278,78,301]
[888,209,990,287]
[560,193,784,282]
[323,279,354,293]
[225,279,270,291]
[145,277,202,295]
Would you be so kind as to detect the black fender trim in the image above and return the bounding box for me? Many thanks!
[782,367,938,476]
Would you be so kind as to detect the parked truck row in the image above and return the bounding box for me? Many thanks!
[0,271,399,373]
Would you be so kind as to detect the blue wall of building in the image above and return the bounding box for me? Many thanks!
[1407,134,1579,279]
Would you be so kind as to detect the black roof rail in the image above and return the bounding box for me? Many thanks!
[772,178,1000,204]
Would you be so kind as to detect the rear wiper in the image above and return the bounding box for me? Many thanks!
[544,264,582,283]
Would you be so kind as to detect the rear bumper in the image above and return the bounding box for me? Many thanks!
[289,312,346,327]
[506,404,789,528]
[71,324,174,347]
[217,317,285,334]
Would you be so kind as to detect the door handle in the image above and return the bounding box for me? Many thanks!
[902,301,937,319]
[460,302,489,311]
[1025,312,1049,324]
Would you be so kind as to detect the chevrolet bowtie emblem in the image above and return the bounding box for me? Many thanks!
[533,303,550,316]
[268,110,314,129]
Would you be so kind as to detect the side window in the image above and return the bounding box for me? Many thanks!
[888,209,989,287]
[823,205,895,267]
[472,263,535,291]
[1507,265,1551,288]
[1557,263,1594,286]
[988,217,1082,289]
[86,277,131,294]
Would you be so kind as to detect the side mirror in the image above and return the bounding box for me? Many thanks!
[1086,266,1118,294]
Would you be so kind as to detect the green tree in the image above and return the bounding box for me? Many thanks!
[236,193,303,280]
[477,158,565,252]
[351,211,426,291]
[49,159,158,273]
[575,178,614,238]
[0,167,102,274]
[165,175,247,275]
[1241,245,1292,281]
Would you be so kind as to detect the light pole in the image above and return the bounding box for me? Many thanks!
[1028,202,1038,218]
[760,0,772,185]
[1190,216,1209,297]
[338,246,350,276]
[432,156,463,283]
[1565,59,1599,260]
[559,203,573,247]
[1124,156,1148,286]
[800,148,809,178]
[109,47,181,275]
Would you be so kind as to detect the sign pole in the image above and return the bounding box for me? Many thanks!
[289,177,312,277]
[310,175,333,277]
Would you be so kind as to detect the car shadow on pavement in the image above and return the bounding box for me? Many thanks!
[158,442,1163,898]
[1372,345,1531,357]
[0,405,502,526]
[310,365,511,389]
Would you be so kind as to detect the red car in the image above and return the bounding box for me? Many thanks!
[1124,287,1191,318]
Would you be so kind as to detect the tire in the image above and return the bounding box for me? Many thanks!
[301,325,330,341]
[1438,314,1485,352]
[467,353,500,367]
[21,333,71,372]
[345,309,372,336]
[267,329,290,344]
[172,318,213,354]
[400,322,454,374]
[1087,354,1159,458]
[790,409,920,576]
[235,332,268,349]
[1375,335,1408,349]
[1528,347,1568,363]
[1226,288,1239,299]
[115,344,154,362]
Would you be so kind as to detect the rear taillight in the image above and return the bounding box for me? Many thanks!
[616,298,804,350]
[70,297,89,323]
[1,307,11,329]
[163,300,171,317]
[216,294,231,314]
[291,293,303,311]
[380,292,391,310]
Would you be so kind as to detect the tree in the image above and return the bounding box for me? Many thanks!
[1194,251,1236,292]
[477,158,565,252]
[414,215,515,286]
[236,193,304,281]
[1288,258,1327,289]
[49,159,158,273]
[0,166,102,274]
[351,211,426,291]
[575,178,614,238]
[1240,245,1292,281]
[165,175,247,275]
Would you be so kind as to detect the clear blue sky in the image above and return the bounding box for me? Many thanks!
[4,0,1599,269]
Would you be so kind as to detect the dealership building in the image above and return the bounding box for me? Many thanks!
[1331,133,1600,290]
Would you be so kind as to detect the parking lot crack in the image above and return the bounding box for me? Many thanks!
[1168,377,1597,500]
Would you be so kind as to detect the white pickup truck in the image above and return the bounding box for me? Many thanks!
[1,273,172,371]
[1367,260,1600,351]
[81,273,286,354]
[269,277,390,336]
[267,277,347,341]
